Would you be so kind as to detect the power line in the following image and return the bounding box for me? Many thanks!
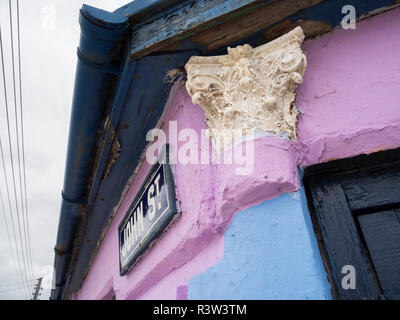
[0,277,37,289]
[8,0,34,287]
[0,287,31,294]
[0,181,24,296]
[0,280,35,294]
[1,1,34,300]
[0,278,34,290]
[8,0,32,286]
[0,24,29,300]
[0,26,27,299]
[0,138,27,299]
[16,0,34,289]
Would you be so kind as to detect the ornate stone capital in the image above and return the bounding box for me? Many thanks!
[185,26,307,152]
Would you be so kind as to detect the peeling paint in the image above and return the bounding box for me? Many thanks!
[164,68,183,83]
[102,123,122,181]
[73,7,400,301]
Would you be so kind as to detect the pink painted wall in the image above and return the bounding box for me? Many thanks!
[72,7,400,300]
[72,86,299,300]
[297,7,400,166]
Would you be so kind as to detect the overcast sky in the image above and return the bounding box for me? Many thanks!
[0,0,129,300]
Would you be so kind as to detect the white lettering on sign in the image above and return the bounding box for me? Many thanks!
[119,161,176,275]
[122,200,146,257]
[148,183,156,220]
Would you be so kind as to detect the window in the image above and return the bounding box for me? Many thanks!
[303,148,400,300]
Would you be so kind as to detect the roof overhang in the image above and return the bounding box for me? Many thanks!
[52,0,400,300]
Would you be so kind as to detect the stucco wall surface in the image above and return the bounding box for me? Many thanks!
[73,8,400,300]
[73,86,301,300]
[296,7,400,166]
[189,191,331,299]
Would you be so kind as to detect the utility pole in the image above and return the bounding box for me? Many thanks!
[32,277,43,300]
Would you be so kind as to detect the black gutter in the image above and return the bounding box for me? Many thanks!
[51,0,188,300]
[51,5,128,300]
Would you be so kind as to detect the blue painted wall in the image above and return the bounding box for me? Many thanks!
[188,189,332,299]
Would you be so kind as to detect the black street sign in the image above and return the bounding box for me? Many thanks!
[118,145,178,275]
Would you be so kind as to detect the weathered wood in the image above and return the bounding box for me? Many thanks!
[358,210,400,299]
[131,0,265,59]
[303,148,400,178]
[262,19,332,43]
[130,0,325,59]
[130,0,398,59]
[342,166,400,213]
[304,148,400,300]
[189,0,322,52]
[309,175,380,299]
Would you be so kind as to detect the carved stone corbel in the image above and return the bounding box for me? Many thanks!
[185,26,307,153]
